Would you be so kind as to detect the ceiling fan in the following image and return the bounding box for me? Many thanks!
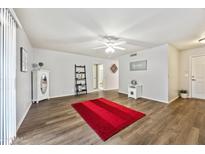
[93,35,126,54]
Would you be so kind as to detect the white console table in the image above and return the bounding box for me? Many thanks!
[128,84,142,99]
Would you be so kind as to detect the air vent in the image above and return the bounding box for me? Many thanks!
[130,53,137,57]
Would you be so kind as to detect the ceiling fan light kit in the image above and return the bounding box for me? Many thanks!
[93,35,154,55]
[105,47,115,53]
[94,35,127,54]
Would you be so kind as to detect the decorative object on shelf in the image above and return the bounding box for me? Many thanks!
[110,64,118,73]
[20,47,28,72]
[75,65,87,95]
[179,90,188,99]
[31,69,50,103]
[38,62,44,68]
[130,60,147,71]
[128,84,142,99]
[131,80,137,86]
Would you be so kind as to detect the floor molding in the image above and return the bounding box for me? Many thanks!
[169,96,179,103]
[103,88,118,91]
[17,102,32,131]
[50,89,118,99]
[118,91,168,103]
[50,93,74,99]
[141,96,168,103]
[118,90,127,95]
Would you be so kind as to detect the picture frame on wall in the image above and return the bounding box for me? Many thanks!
[20,47,28,72]
[130,60,147,71]
[110,64,118,73]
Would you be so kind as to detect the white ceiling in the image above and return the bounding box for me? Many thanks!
[15,8,205,58]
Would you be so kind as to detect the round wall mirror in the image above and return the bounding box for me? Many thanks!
[41,74,47,94]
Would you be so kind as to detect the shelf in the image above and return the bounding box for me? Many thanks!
[75,66,85,68]
[77,89,87,92]
[75,64,87,95]
[76,83,86,86]
[75,78,86,80]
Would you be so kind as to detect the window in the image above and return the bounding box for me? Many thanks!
[0,8,17,145]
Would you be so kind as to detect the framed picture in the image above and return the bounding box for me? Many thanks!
[20,47,28,72]
[110,64,118,73]
[130,60,147,71]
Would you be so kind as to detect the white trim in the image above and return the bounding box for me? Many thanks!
[50,90,100,99]
[141,96,168,103]
[16,102,32,131]
[169,96,179,103]
[50,89,119,99]
[89,89,99,92]
[189,55,192,98]
[88,90,100,93]
[50,93,74,99]
[103,88,118,91]
[118,90,127,95]
[118,90,168,103]
[8,9,22,29]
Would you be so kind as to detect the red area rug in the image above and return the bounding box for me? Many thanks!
[72,98,145,141]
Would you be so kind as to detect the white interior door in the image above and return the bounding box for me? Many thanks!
[191,56,205,99]
[93,64,97,89]
[98,64,103,89]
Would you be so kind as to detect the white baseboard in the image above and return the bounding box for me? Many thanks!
[118,90,127,95]
[103,88,118,91]
[169,96,179,103]
[50,89,103,99]
[17,102,32,131]
[51,89,120,99]
[141,96,168,103]
[117,90,168,103]
[51,93,74,99]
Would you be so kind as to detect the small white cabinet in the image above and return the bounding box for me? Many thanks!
[32,69,50,103]
[128,84,142,99]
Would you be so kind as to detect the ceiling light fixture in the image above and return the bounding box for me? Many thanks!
[105,47,115,53]
[199,38,205,43]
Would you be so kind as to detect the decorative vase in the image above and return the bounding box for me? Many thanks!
[180,93,188,99]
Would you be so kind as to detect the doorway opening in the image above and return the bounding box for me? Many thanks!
[93,64,104,90]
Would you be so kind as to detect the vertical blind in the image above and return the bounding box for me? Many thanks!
[0,8,17,145]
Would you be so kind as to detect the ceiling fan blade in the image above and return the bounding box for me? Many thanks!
[112,41,126,46]
[113,46,126,50]
[120,37,155,47]
[97,40,110,47]
[93,46,107,50]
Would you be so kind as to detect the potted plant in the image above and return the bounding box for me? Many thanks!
[179,90,188,98]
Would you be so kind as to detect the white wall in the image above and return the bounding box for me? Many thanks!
[118,45,169,103]
[33,48,119,98]
[179,46,205,97]
[103,60,119,90]
[168,45,179,102]
[16,28,33,129]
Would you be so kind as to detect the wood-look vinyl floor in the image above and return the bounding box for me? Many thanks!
[14,90,205,145]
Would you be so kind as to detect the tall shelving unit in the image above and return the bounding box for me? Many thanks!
[75,65,87,95]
